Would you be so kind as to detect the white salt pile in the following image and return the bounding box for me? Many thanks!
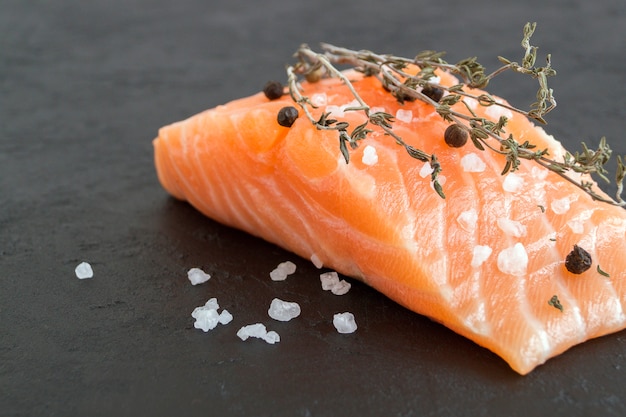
[268,298,301,322]
[75,262,93,279]
[320,271,351,295]
[187,267,211,285]
[269,261,297,281]
[191,298,233,332]
[333,312,357,334]
[361,145,378,166]
[237,323,280,344]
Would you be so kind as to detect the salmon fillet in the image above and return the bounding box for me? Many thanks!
[153,69,626,375]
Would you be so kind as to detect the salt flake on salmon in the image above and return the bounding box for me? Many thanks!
[153,25,626,374]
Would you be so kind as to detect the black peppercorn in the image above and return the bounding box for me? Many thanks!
[564,244,592,274]
[277,106,299,127]
[444,124,468,148]
[263,81,284,100]
[421,84,444,103]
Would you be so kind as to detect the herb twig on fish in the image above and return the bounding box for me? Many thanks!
[284,22,625,206]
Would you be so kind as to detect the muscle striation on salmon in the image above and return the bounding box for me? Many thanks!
[153,67,626,375]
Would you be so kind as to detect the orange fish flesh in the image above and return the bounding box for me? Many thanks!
[153,69,626,375]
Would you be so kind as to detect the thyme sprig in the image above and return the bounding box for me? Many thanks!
[285,23,625,206]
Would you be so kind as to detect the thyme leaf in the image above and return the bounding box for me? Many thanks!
[548,295,564,312]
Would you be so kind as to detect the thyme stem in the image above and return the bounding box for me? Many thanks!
[285,24,625,206]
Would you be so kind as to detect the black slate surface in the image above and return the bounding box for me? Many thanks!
[2,0,626,416]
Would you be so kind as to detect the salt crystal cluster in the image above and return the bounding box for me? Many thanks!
[191,298,233,332]
[237,323,280,344]
[268,298,301,322]
[361,145,378,166]
[75,262,94,279]
[320,271,351,295]
[269,261,297,281]
[333,312,357,334]
[187,267,211,285]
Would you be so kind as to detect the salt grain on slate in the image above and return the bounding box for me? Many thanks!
[320,271,351,295]
[237,323,280,344]
[191,297,233,332]
[270,261,297,281]
[268,298,301,322]
[187,267,211,285]
[75,262,94,279]
[333,312,357,334]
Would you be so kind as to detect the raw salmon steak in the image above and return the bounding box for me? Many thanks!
[153,67,626,374]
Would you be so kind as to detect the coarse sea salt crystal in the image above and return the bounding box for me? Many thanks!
[502,173,524,193]
[269,261,297,281]
[551,197,570,214]
[320,271,340,290]
[268,298,301,322]
[193,308,220,332]
[497,218,527,237]
[311,93,327,106]
[333,312,357,334]
[191,297,233,332]
[361,145,378,166]
[310,253,324,269]
[237,323,280,344]
[325,105,344,117]
[75,262,93,279]
[419,161,434,178]
[497,243,529,276]
[370,106,386,114]
[395,109,413,123]
[457,209,478,233]
[471,245,492,268]
[461,153,486,173]
[485,104,513,121]
[320,271,351,295]
[187,267,211,285]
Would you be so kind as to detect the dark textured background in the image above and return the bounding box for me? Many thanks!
[2,0,626,416]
